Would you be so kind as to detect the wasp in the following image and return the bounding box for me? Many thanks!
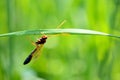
[23,35,47,65]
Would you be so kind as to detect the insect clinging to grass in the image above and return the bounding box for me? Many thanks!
[23,20,66,65]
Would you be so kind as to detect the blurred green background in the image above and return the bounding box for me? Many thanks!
[0,0,120,80]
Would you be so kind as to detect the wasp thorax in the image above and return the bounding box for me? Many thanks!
[36,35,47,44]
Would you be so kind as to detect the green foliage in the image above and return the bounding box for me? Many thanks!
[0,0,120,80]
[0,29,119,38]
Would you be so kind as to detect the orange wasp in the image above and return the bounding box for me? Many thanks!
[23,35,47,65]
[23,20,66,65]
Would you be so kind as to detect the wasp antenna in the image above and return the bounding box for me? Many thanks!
[56,20,66,29]
[40,32,46,36]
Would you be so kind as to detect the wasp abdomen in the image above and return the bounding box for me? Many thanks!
[23,55,32,65]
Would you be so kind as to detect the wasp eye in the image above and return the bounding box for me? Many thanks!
[42,35,47,39]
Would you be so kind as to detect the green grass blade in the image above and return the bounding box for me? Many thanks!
[0,29,119,38]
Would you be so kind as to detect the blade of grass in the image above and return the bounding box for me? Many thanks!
[0,29,120,38]
[6,0,14,79]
